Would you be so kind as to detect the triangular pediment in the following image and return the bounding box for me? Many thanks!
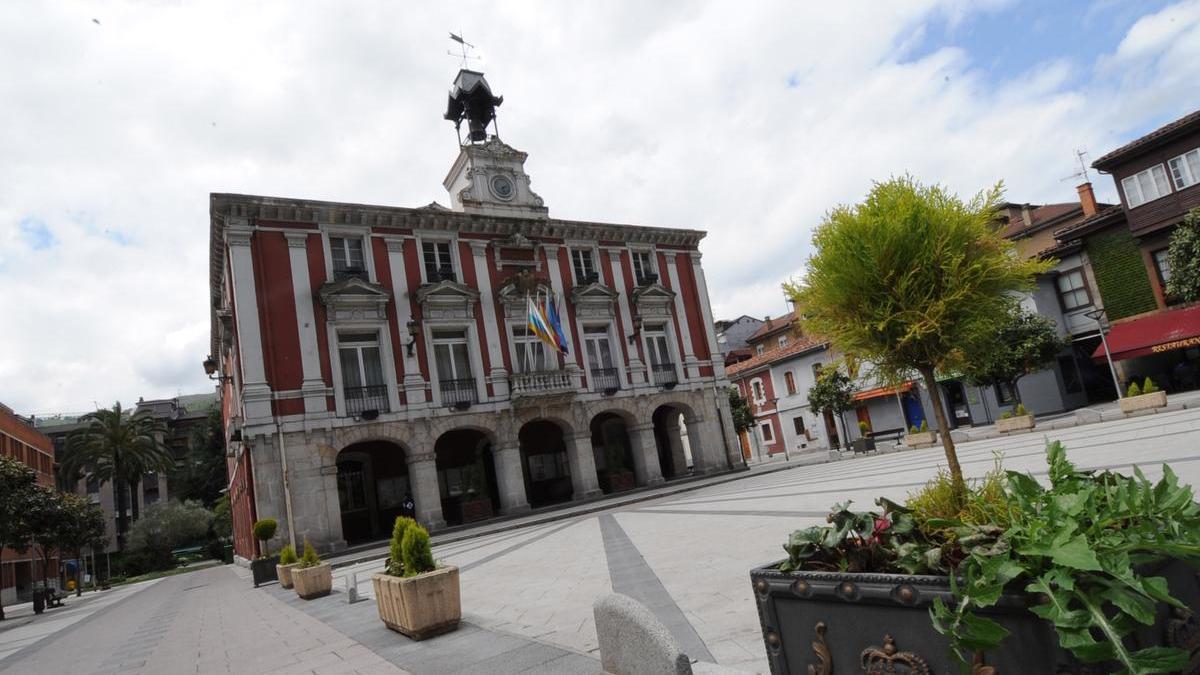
[570,282,618,304]
[318,277,391,305]
[632,282,676,304]
[415,279,481,304]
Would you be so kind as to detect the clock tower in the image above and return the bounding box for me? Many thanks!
[442,69,547,219]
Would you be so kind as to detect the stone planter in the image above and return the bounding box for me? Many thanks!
[602,470,636,493]
[276,562,299,589]
[460,497,493,524]
[292,563,332,600]
[372,566,461,640]
[903,431,936,448]
[750,558,1200,673]
[1120,390,1168,414]
[996,414,1035,433]
[250,555,279,587]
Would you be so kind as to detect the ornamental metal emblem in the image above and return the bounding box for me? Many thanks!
[860,634,930,674]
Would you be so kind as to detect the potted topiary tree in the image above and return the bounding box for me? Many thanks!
[904,419,936,448]
[276,544,299,589]
[250,518,279,587]
[372,516,461,640]
[291,539,332,600]
[1120,377,1168,414]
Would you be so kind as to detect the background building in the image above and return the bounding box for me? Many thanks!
[211,70,740,559]
[1,403,59,606]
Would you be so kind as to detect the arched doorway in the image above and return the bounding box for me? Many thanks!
[591,412,636,493]
[652,405,695,480]
[518,420,574,507]
[336,440,410,544]
[434,429,500,526]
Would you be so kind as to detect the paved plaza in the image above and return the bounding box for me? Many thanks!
[2,406,1198,673]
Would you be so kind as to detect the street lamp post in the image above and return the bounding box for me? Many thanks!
[1085,308,1123,399]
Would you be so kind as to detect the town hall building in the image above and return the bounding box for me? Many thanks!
[210,70,741,559]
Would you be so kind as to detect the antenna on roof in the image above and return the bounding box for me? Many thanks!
[1060,148,1092,183]
[448,32,481,69]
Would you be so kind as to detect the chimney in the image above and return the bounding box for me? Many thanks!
[1021,205,1033,228]
[1077,182,1097,217]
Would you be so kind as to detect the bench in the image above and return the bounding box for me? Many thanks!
[45,587,67,608]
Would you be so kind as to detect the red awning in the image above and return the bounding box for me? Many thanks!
[852,381,914,402]
[1092,304,1200,362]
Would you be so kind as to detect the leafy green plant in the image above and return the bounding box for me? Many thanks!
[775,442,1200,673]
[387,516,416,576]
[401,524,436,577]
[858,421,870,435]
[919,420,928,433]
[1014,403,1027,417]
[1127,381,1142,398]
[909,425,920,434]
[252,518,277,558]
[1142,377,1159,394]
[278,544,298,566]
[298,538,321,569]
[999,411,1013,420]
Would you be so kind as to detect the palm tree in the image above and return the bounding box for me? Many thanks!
[60,403,174,551]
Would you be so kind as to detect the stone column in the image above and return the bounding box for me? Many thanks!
[384,237,428,406]
[665,417,689,477]
[689,251,725,379]
[628,423,665,487]
[564,432,602,501]
[608,248,647,386]
[227,219,272,423]
[470,240,510,400]
[406,452,445,531]
[715,388,743,470]
[493,442,530,514]
[664,254,699,380]
[285,232,331,416]
[687,413,726,475]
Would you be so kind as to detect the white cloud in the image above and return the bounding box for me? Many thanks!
[1,0,1197,413]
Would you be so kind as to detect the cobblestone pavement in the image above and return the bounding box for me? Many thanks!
[328,405,1200,672]
[0,564,407,675]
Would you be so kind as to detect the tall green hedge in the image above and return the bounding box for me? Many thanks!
[1086,228,1156,320]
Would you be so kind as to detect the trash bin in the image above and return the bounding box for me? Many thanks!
[223,544,233,564]
[32,589,44,614]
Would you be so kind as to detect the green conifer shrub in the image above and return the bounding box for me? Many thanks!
[401,525,435,577]
[919,420,928,432]
[909,425,919,434]
[278,544,298,566]
[1143,377,1159,394]
[1127,381,1142,397]
[1014,403,1027,417]
[298,538,321,569]
[387,516,416,576]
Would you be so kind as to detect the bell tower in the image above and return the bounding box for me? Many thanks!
[442,69,547,219]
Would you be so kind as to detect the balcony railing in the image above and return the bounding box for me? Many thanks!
[441,377,478,408]
[651,363,679,388]
[344,384,390,416]
[510,370,574,400]
[590,367,621,392]
[332,266,369,282]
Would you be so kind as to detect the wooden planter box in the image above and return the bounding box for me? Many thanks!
[461,498,494,524]
[602,470,636,493]
[372,566,461,640]
[292,563,332,600]
[276,562,299,589]
[1120,390,1168,414]
[750,558,1200,673]
[250,555,279,587]
[903,431,936,448]
[996,414,1035,433]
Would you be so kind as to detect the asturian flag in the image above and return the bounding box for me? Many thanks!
[545,293,569,356]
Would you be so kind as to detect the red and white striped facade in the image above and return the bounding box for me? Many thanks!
[211,140,741,557]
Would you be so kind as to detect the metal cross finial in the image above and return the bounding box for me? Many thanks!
[448,32,481,68]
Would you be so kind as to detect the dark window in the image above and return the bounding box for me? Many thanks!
[571,248,597,284]
[784,371,796,395]
[995,381,1017,406]
[792,416,806,436]
[1153,248,1172,286]
[760,422,774,443]
[1056,268,1090,311]
[1058,355,1082,394]
[422,241,455,281]
[330,237,366,280]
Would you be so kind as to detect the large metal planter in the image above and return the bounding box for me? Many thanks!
[372,566,461,640]
[292,563,332,600]
[750,559,1200,674]
[250,555,279,587]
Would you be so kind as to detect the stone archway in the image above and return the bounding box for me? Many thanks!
[590,412,637,494]
[652,403,697,480]
[336,440,410,544]
[518,420,574,507]
[433,429,501,526]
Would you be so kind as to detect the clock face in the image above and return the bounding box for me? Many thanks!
[490,174,515,200]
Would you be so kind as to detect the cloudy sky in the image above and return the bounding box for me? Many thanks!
[2,0,1199,414]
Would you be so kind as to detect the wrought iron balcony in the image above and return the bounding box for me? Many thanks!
[332,266,369,282]
[344,384,390,416]
[510,370,575,402]
[441,377,478,408]
[651,363,679,388]
[590,367,621,393]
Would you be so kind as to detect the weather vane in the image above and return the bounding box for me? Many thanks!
[448,32,481,69]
